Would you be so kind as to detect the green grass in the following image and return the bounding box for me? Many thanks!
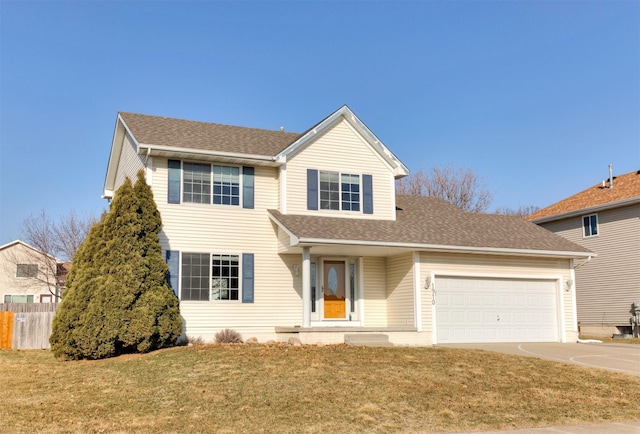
[1,344,639,433]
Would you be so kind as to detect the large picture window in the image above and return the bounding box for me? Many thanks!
[181,253,240,301]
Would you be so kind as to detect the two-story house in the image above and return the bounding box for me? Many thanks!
[104,105,591,345]
[528,169,640,337]
[0,240,59,304]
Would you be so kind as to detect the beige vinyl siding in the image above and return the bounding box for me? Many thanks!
[420,252,574,338]
[386,253,415,326]
[541,204,640,326]
[276,225,293,253]
[114,133,145,191]
[152,158,301,341]
[362,257,387,326]
[285,118,396,220]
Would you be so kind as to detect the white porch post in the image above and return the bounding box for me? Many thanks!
[413,251,422,332]
[302,247,311,328]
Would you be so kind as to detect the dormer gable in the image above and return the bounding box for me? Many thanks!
[275,105,409,178]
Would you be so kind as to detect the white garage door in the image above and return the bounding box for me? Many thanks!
[435,276,559,343]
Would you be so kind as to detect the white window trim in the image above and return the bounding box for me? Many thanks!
[318,170,362,214]
[180,251,243,303]
[582,213,599,238]
[181,161,244,207]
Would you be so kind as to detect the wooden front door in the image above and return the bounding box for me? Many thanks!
[323,261,346,319]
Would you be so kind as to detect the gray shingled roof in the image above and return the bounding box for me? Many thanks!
[269,195,591,255]
[119,112,300,156]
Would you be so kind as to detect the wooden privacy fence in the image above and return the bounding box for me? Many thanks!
[0,303,58,349]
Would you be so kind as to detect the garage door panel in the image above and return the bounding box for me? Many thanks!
[436,277,558,343]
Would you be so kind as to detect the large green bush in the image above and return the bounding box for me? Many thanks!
[50,171,182,360]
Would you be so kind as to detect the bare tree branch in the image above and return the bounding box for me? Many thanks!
[13,210,96,300]
[494,205,541,218]
[53,210,96,261]
[396,164,493,213]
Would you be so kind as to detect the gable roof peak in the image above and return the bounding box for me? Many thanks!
[275,105,410,178]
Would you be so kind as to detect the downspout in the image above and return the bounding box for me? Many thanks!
[572,255,592,343]
[574,256,592,270]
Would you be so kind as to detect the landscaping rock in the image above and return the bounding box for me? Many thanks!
[288,337,302,347]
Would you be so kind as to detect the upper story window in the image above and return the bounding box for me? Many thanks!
[168,160,254,209]
[16,264,38,278]
[307,169,372,214]
[582,214,598,237]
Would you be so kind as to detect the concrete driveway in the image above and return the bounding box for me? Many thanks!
[439,342,640,377]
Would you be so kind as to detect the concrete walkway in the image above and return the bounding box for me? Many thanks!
[453,420,640,433]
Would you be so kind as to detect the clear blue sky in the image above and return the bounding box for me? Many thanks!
[1,1,638,244]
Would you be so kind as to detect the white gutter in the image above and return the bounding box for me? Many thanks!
[573,256,592,269]
[139,144,276,163]
[293,237,593,259]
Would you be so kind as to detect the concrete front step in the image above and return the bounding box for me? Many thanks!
[344,333,393,347]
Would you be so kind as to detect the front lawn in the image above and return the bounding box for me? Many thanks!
[1,344,639,433]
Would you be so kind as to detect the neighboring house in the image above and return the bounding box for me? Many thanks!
[527,169,640,336]
[104,105,592,345]
[0,240,60,304]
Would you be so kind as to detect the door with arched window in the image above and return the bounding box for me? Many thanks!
[323,260,345,319]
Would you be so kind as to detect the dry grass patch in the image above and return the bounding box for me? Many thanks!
[1,344,639,433]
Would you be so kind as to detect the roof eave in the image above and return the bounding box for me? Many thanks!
[530,196,640,224]
[139,144,277,166]
[103,114,140,199]
[294,237,593,259]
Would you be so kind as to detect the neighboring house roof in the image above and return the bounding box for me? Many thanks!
[0,240,59,261]
[269,195,592,258]
[527,170,640,223]
[56,262,72,285]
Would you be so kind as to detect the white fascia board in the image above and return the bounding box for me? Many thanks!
[103,114,143,199]
[342,107,410,178]
[296,237,594,259]
[267,214,299,245]
[139,143,277,164]
[531,197,640,224]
